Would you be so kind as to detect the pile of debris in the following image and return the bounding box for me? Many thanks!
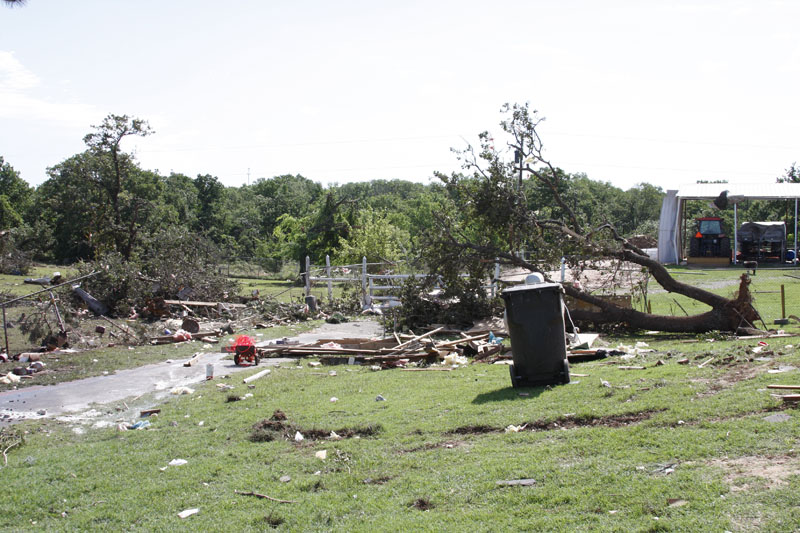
[255,327,504,369]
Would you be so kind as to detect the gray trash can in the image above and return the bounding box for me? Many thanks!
[501,282,570,387]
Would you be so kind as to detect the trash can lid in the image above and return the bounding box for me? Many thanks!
[501,282,563,295]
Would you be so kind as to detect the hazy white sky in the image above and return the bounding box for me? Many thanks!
[1,0,799,191]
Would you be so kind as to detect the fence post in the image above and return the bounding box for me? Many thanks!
[362,256,371,307]
[326,255,333,303]
[305,256,311,298]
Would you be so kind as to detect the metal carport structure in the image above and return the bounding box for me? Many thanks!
[657,183,800,265]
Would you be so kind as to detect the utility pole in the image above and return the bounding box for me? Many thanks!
[247,167,250,186]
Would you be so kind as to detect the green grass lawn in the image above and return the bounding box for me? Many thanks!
[2,332,800,531]
[632,265,800,327]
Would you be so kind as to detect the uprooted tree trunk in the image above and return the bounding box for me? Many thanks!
[426,103,760,333]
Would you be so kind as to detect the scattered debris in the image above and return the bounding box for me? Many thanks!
[183,353,201,367]
[496,478,536,487]
[242,368,271,384]
[234,490,296,504]
[177,508,199,519]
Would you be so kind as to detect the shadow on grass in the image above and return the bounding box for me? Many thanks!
[472,387,544,404]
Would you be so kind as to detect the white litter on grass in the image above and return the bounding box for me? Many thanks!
[504,424,527,433]
[170,386,195,395]
[330,397,338,403]
[752,346,764,354]
[308,361,321,367]
[443,353,468,367]
[615,342,654,358]
[315,449,328,460]
[329,431,341,440]
[168,459,188,466]
[370,365,381,371]
[177,508,198,519]
[295,431,304,442]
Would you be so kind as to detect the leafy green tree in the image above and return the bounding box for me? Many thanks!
[0,156,32,228]
[336,207,411,265]
[273,191,354,276]
[251,174,323,237]
[35,115,160,261]
[193,174,226,232]
[0,195,23,230]
[777,163,800,183]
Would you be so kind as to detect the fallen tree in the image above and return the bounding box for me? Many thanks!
[423,103,759,333]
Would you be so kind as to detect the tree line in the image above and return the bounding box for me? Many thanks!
[2,113,667,275]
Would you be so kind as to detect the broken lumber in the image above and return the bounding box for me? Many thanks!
[436,333,490,348]
[767,384,800,390]
[243,368,271,384]
[779,394,800,403]
[387,326,444,354]
[99,314,138,342]
[697,357,715,368]
[183,353,201,367]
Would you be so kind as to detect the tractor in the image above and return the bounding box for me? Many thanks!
[688,217,731,261]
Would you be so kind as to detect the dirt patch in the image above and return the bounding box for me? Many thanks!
[696,363,764,398]
[709,455,800,492]
[400,440,468,454]
[410,497,434,511]
[449,410,661,435]
[450,424,497,435]
[249,410,382,443]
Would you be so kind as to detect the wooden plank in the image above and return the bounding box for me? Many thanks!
[386,327,444,354]
[767,384,800,390]
[437,333,490,348]
[183,353,201,367]
[164,300,246,308]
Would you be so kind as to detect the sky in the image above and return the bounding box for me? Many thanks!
[1,0,799,192]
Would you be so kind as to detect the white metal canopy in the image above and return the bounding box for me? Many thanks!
[657,183,800,265]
